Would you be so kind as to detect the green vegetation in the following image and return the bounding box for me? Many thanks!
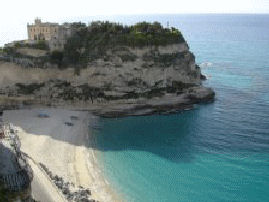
[32,40,49,50]
[50,50,63,67]
[15,83,45,94]
[2,21,186,73]
[0,184,16,202]
[143,51,185,67]
[62,21,185,67]
[118,53,137,62]
[8,40,48,51]
[3,46,20,57]
[2,40,48,58]
[21,40,49,50]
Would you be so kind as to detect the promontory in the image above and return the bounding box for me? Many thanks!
[0,19,215,117]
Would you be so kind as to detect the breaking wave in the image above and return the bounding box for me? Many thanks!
[199,62,213,68]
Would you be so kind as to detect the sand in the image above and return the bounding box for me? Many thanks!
[3,109,118,202]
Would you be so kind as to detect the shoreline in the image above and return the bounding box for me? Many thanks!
[3,108,120,202]
[86,117,122,202]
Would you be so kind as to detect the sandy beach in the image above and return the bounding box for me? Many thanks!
[3,108,118,202]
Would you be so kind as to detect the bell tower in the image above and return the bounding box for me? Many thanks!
[35,18,41,25]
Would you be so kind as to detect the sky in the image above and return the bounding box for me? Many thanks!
[1,0,269,19]
[0,0,269,46]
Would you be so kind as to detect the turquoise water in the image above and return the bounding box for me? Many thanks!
[93,14,269,202]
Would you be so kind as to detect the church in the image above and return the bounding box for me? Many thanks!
[27,18,72,51]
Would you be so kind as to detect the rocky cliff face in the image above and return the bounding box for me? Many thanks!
[0,42,214,117]
[0,121,33,201]
[85,43,200,91]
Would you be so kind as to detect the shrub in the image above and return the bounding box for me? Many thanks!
[15,83,45,94]
[3,46,15,55]
[62,21,185,68]
[32,40,49,50]
[14,42,21,48]
[118,54,137,62]
[50,50,63,67]
[74,66,80,76]
[141,63,149,68]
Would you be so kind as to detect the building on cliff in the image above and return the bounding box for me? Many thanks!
[27,18,72,51]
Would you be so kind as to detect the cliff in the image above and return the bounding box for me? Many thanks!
[0,21,214,117]
[0,121,33,201]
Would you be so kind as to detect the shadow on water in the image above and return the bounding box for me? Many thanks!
[4,107,204,163]
[89,96,269,163]
[91,110,199,163]
[4,96,269,164]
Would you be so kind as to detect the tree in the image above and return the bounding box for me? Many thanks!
[50,50,63,67]
[32,40,48,50]
[62,20,186,71]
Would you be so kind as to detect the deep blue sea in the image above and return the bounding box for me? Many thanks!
[93,14,269,202]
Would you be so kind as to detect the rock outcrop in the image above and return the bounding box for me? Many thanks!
[0,121,33,201]
[0,42,214,117]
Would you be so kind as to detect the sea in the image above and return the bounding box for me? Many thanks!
[92,14,269,202]
[2,14,269,202]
